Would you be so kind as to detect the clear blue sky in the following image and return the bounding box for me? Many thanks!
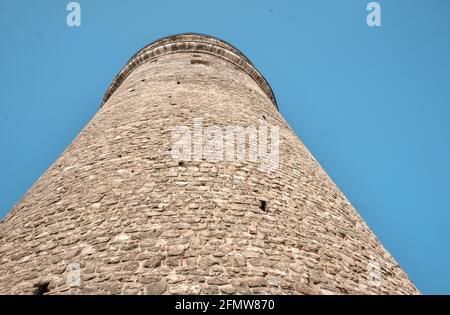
[1,0,449,294]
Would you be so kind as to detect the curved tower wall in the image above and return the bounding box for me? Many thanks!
[0,34,418,295]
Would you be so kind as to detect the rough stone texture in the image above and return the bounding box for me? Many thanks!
[0,34,418,295]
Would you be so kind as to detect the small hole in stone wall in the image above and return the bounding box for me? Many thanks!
[178,161,185,166]
[118,154,122,158]
[260,200,267,212]
[168,95,172,98]
[33,282,50,295]
[176,81,180,84]
[129,89,135,93]
[262,115,266,120]
[191,59,210,66]
[141,79,146,82]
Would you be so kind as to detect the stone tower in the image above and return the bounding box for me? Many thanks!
[0,34,418,295]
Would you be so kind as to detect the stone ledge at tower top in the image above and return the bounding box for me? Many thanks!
[101,33,278,110]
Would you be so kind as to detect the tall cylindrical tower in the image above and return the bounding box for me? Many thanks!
[0,34,418,295]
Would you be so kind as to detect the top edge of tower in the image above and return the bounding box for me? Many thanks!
[101,33,278,110]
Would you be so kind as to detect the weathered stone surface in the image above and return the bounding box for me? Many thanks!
[219,285,236,295]
[0,34,418,295]
[144,254,163,268]
[145,281,167,295]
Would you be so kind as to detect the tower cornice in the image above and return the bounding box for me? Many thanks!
[101,33,278,109]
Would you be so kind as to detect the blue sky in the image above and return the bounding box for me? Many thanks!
[1,0,449,294]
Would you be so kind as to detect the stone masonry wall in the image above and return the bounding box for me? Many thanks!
[0,34,419,295]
